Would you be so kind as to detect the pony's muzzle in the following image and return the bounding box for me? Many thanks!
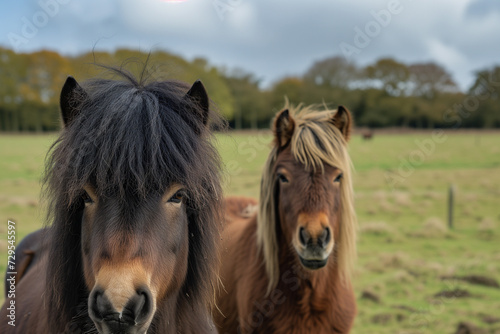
[295,213,335,270]
[297,226,333,269]
[89,286,153,334]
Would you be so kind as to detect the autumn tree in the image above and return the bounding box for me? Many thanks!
[365,58,410,96]
[222,68,269,129]
[468,66,500,127]
[408,63,458,98]
[304,56,358,88]
[0,48,499,131]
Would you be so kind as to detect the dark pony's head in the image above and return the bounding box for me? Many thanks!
[257,104,357,295]
[44,70,223,333]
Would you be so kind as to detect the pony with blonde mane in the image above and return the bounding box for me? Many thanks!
[215,104,357,333]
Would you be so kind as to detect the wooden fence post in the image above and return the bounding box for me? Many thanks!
[448,185,455,229]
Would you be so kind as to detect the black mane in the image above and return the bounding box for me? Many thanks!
[43,68,224,332]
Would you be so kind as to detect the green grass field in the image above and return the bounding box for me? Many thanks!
[1,132,499,333]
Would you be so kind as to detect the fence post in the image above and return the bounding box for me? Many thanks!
[448,185,455,229]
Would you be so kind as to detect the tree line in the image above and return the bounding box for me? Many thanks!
[0,47,499,132]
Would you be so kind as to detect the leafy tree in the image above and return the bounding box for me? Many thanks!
[365,58,410,96]
[1,49,499,131]
[222,68,269,129]
[304,56,358,88]
[468,66,500,127]
[408,63,458,98]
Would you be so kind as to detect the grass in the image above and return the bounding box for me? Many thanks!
[1,131,500,333]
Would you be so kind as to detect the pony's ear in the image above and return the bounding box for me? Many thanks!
[273,109,295,148]
[60,76,88,127]
[184,80,209,128]
[331,105,352,141]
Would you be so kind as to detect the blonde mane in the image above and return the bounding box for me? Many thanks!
[257,104,357,294]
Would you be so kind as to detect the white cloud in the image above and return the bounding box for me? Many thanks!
[1,0,498,91]
[119,0,217,34]
[426,39,466,68]
[226,2,256,33]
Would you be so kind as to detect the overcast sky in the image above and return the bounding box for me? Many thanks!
[1,0,499,90]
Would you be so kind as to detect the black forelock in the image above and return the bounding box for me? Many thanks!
[47,72,219,202]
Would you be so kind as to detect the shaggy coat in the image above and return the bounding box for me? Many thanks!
[215,105,357,333]
[0,69,224,334]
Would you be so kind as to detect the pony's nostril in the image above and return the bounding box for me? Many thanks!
[318,227,330,247]
[133,292,146,320]
[126,287,153,325]
[89,288,109,323]
[299,227,309,246]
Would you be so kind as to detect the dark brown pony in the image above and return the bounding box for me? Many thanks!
[215,105,358,333]
[362,129,373,140]
[1,69,224,334]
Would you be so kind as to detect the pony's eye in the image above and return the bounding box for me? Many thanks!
[277,173,289,183]
[168,190,185,204]
[334,173,343,183]
[82,191,94,205]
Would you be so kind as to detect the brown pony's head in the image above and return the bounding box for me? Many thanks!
[257,104,357,294]
[44,73,223,334]
[81,182,190,334]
